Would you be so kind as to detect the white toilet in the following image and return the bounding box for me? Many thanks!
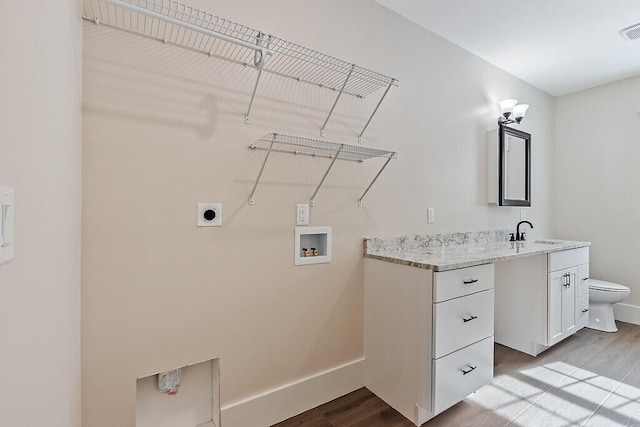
[588,279,630,332]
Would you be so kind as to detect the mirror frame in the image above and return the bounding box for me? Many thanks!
[499,124,531,207]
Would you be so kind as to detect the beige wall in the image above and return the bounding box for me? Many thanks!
[0,1,82,426]
[555,75,640,306]
[82,0,555,425]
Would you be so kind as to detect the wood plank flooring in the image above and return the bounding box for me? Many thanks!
[273,322,640,426]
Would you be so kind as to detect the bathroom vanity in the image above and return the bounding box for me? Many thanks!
[494,245,590,356]
[363,231,590,426]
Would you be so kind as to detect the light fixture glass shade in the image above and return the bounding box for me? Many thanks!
[512,104,529,122]
[499,99,518,117]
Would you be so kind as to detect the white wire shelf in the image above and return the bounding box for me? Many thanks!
[248,133,397,207]
[82,0,398,139]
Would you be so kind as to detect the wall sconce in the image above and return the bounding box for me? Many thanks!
[498,99,529,125]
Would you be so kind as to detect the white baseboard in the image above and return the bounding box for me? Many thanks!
[614,303,640,326]
[220,358,364,427]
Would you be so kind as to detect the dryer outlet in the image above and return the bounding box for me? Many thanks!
[197,203,222,227]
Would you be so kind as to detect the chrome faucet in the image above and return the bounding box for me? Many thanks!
[516,220,533,241]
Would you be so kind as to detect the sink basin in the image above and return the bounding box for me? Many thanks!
[533,240,563,245]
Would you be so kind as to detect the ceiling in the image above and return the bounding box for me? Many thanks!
[373,0,640,96]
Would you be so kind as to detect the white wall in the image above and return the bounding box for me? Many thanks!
[81,0,555,425]
[555,75,640,308]
[0,1,82,426]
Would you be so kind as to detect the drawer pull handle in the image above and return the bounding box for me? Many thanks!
[582,308,589,313]
[462,315,478,323]
[461,365,477,375]
[463,279,478,284]
[582,277,589,281]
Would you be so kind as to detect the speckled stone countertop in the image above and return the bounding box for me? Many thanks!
[364,230,590,272]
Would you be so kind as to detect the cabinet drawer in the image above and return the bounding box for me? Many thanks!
[433,336,494,415]
[577,294,589,329]
[548,247,589,272]
[433,289,494,358]
[433,264,494,303]
[577,263,590,297]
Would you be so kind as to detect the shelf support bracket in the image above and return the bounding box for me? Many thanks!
[245,65,265,124]
[310,145,343,206]
[358,155,394,207]
[246,33,270,124]
[358,78,395,143]
[248,133,277,205]
[320,65,355,137]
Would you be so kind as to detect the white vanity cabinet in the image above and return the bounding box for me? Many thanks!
[364,259,494,426]
[495,246,589,356]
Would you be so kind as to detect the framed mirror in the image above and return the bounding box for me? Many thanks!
[499,125,531,206]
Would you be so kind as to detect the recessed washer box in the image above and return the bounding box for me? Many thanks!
[295,226,331,266]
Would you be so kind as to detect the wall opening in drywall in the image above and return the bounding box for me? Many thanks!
[136,358,220,427]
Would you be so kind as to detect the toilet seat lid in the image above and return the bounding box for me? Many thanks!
[589,279,629,292]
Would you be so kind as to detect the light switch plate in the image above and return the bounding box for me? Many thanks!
[0,187,15,264]
[427,208,435,224]
[296,204,309,226]
[197,203,222,227]
[520,209,527,221]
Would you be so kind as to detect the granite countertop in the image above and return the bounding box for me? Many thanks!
[364,230,590,272]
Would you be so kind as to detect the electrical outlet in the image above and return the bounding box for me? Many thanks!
[520,209,527,221]
[296,204,309,226]
[427,208,435,224]
[0,186,15,264]
[197,203,222,227]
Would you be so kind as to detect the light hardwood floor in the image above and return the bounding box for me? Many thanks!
[273,322,640,426]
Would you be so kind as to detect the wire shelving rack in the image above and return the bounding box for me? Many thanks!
[248,133,397,207]
[82,0,398,140]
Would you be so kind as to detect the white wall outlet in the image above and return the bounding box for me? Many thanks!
[520,209,527,221]
[427,208,435,224]
[0,187,15,264]
[197,203,222,227]
[296,204,309,226]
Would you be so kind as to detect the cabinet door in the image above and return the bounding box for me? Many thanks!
[548,270,564,345]
[548,267,577,346]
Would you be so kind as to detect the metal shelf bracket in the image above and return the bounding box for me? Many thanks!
[310,145,343,207]
[248,133,277,206]
[358,155,394,207]
[320,65,355,137]
[245,32,271,124]
[358,79,396,143]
